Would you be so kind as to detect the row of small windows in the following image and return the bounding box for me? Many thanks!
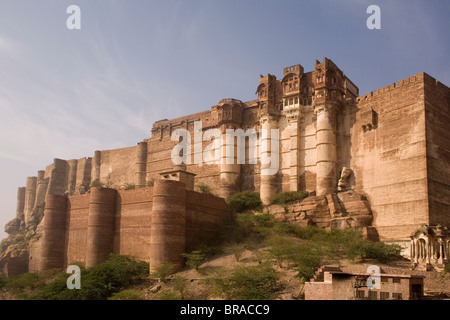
[284,82,299,91]
[316,76,337,84]
[284,97,312,106]
[356,290,402,300]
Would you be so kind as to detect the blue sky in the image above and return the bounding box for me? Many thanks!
[0,0,449,239]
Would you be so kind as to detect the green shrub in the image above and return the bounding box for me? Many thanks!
[182,250,206,270]
[272,221,303,237]
[33,255,149,300]
[0,275,7,288]
[90,180,104,188]
[219,213,276,244]
[4,272,41,289]
[108,290,143,300]
[171,276,189,300]
[124,183,136,190]
[151,262,177,282]
[208,263,279,300]
[269,191,309,206]
[227,191,262,213]
[345,241,402,263]
[157,290,182,300]
[196,183,212,194]
[146,179,155,187]
[292,244,323,281]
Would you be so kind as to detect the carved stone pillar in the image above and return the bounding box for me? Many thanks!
[259,114,279,205]
[219,124,241,200]
[314,103,338,196]
[438,240,444,265]
[283,104,302,192]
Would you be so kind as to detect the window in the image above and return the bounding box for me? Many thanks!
[294,97,299,104]
[380,292,390,300]
[285,100,288,106]
[289,98,293,105]
[392,293,402,300]
[368,291,377,300]
[381,277,388,283]
[393,278,401,284]
[356,290,365,299]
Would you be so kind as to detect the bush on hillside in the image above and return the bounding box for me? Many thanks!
[33,255,148,300]
[208,263,279,300]
[269,191,309,206]
[227,191,262,213]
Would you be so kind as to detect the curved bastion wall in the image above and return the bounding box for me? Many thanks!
[26,180,231,273]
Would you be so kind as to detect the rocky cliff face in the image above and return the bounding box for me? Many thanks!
[266,190,377,240]
[1,219,39,276]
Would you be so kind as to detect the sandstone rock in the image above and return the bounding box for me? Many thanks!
[150,284,161,293]
[4,218,21,235]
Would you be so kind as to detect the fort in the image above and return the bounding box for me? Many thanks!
[1,57,449,275]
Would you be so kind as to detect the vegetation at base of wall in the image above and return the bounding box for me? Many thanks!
[182,243,221,271]
[219,213,302,244]
[146,179,155,187]
[196,183,212,195]
[90,180,105,188]
[123,183,136,190]
[227,191,262,213]
[31,255,149,300]
[150,262,177,283]
[206,263,280,300]
[269,191,309,206]
[182,251,206,270]
[1,214,404,300]
[217,213,403,282]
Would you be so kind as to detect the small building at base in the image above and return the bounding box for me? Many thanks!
[304,266,425,300]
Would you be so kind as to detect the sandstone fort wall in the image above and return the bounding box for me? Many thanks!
[352,73,429,241]
[27,181,230,272]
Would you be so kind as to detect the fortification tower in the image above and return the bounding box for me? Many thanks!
[257,73,281,204]
[312,58,346,196]
[150,179,186,273]
[281,64,305,192]
[217,99,244,199]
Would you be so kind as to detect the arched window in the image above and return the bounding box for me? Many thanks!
[289,98,293,105]
[294,97,299,104]
[285,99,288,106]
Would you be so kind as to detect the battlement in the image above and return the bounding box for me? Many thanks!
[283,64,303,76]
[355,72,445,104]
